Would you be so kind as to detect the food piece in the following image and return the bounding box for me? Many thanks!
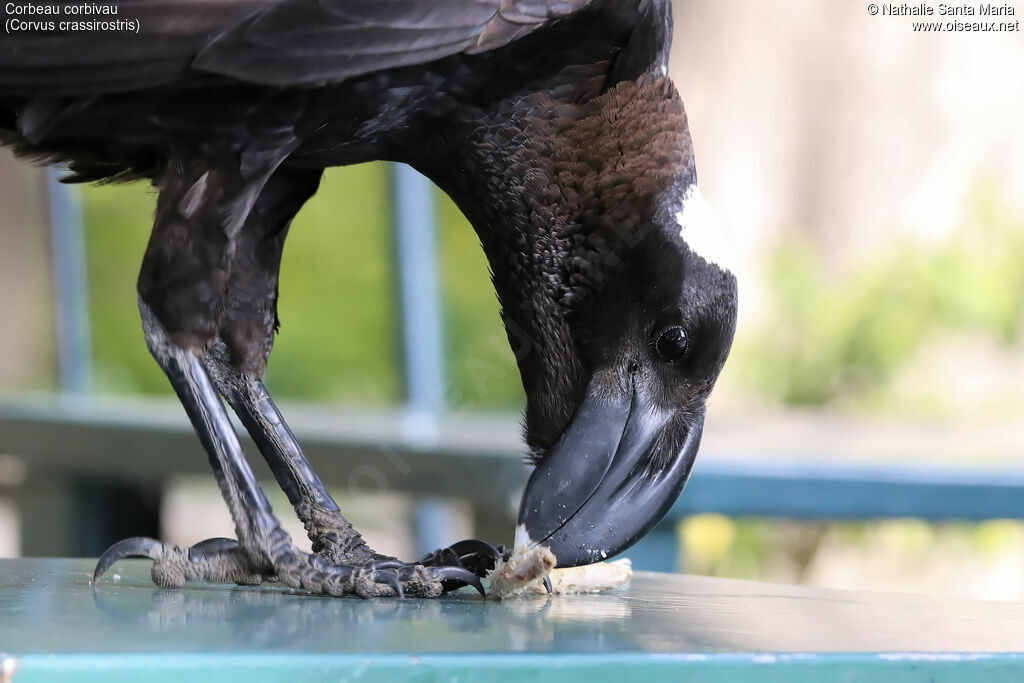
[486,543,633,599]
[488,545,556,599]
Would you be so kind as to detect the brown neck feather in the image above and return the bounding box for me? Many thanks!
[414,73,694,450]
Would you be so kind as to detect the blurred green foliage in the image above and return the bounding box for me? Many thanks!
[81,163,524,407]
[734,186,1024,407]
[681,513,1024,599]
[81,172,1022,415]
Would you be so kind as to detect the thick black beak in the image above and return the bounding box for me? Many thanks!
[515,375,704,567]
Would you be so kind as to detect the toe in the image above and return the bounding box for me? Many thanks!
[93,537,165,583]
[432,566,486,597]
[373,569,404,599]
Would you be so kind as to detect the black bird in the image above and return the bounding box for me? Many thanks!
[0,0,737,597]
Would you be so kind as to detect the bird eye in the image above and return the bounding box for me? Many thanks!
[654,326,688,362]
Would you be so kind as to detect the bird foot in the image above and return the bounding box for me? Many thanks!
[297,503,504,593]
[415,538,505,592]
[93,531,491,599]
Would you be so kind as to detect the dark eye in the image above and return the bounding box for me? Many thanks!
[654,326,688,362]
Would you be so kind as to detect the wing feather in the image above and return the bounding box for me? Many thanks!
[195,0,594,86]
[0,0,595,93]
[0,0,272,93]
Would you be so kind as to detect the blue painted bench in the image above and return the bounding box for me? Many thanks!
[0,558,1021,682]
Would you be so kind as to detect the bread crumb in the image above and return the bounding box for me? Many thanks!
[549,558,633,594]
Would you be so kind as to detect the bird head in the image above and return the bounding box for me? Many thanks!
[421,73,737,568]
[511,175,738,566]
[481,77,739,567]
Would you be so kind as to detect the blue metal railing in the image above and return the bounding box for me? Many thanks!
[4,393,1024,567]
[629,458,1024,572]
[390,163,463,555]
[46,168,92,394]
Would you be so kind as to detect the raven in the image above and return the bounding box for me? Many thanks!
[0,0,738,598]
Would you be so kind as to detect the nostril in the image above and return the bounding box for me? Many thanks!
[627,359,640,374]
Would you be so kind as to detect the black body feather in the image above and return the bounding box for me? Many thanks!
[0,0,734,466]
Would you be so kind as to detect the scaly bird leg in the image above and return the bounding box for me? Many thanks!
[204,341,501,585]
[95,302,482,598]
[95,155,488,597]
[206,341,439,570]
[197,161,496,579]
[204,340,376,566]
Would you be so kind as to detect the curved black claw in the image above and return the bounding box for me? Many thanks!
[371,557,407,571]
[191,537,239,554]
[446,539,502,562]
[434,566,486,597]
[419,538,505,582]
[93,536,163,583]
[375,569,404,599]
[543,575,553,594]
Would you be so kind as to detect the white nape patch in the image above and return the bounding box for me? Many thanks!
[675,185,735,274]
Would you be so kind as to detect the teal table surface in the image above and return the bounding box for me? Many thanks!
[0,558,1022,682]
